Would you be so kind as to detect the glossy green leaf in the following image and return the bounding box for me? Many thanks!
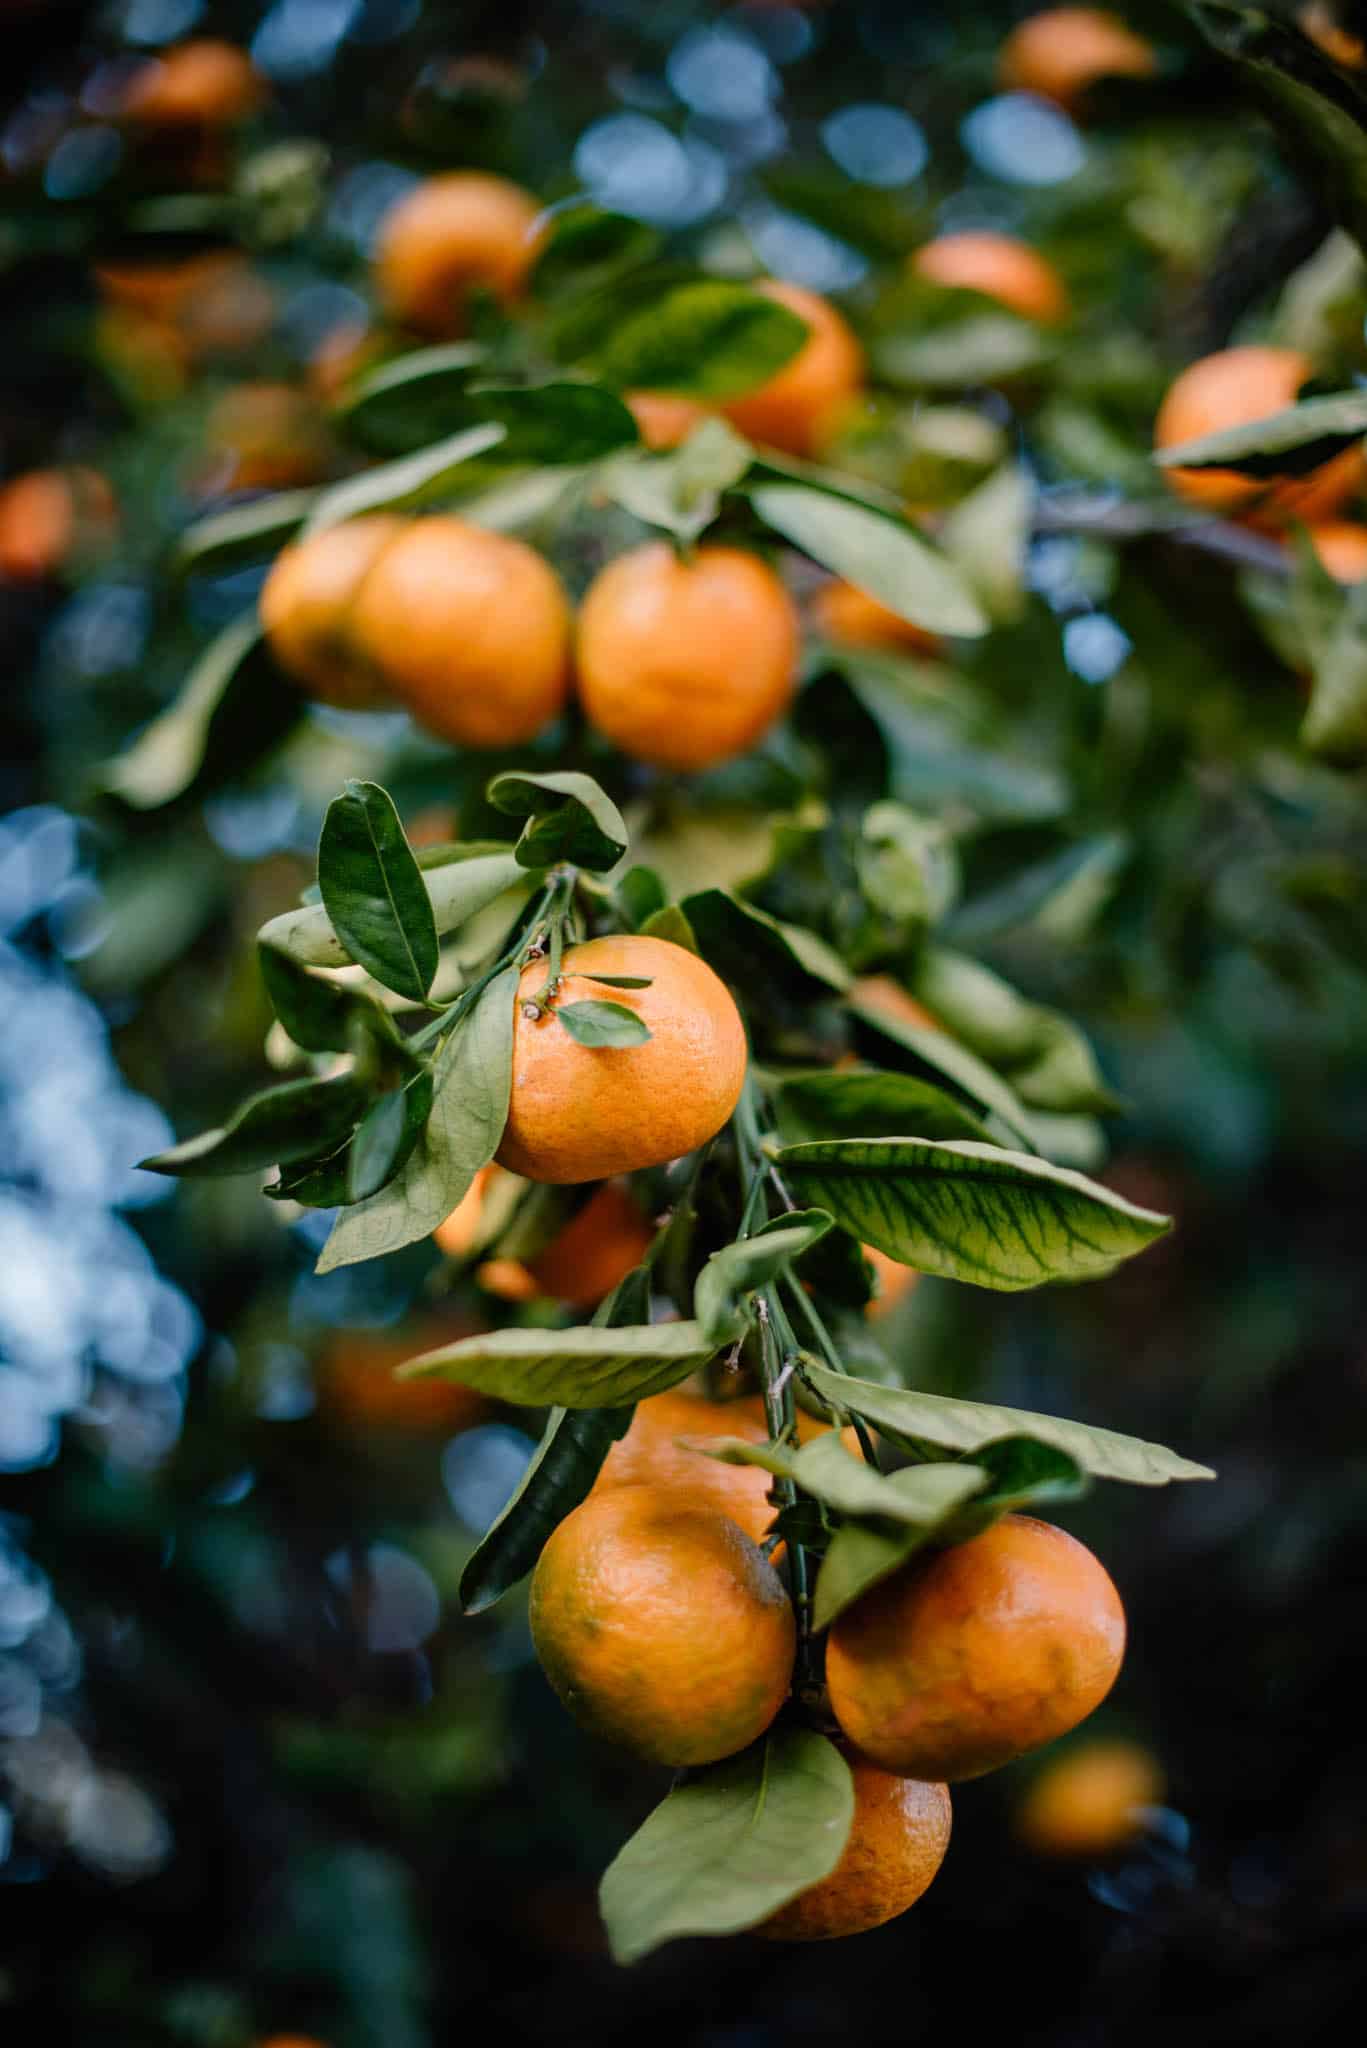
[593,281,809,399]
[257,942,397,1056]
[175,488,316,576]
[810,1462,997,1628]
[705,1429,984,1528]
[772,1068,993,1147]
[848,988,1036,1144]
[605,417,753,541]
[347,1075,433,1202]
[943,1435,1089,1540]
[638,903,700,953]
[335,341,485,446]
[318,781,439,1003]
[802,1363,1215,1484]
[316,964,518,1272]
[775,1137,1171,1290]
[555,1000,651,1048]
[487,769,629,873]
[682,889,850,997]
[1154,386,1367,477]
[141,1072,368,1179]
[303,421,506,532]
[751,483,988,637]
[693,1211,835,1345]
[399,1316,715,1406]
[529,205,662,299]
[470,381,639,464]
[617,865,667,928]
[599,1728,854,1965]
[103,617,299,811]
[257,849,525,969]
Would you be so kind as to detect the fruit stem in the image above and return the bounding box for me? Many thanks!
[780,1272,879,1469]
[758,1292,818,1695]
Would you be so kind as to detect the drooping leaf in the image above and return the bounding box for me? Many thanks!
[1153,385,1367,478]
[848,987,1036,1144]
[811,1461,998,1628]
[316,965,518,1272]
[693,1211,835,1346]
[103,617,300,810]
[334,341,485,446]
[750,484,988,637]
[398,1317,716,1406]
[703,1429,984,1529]
[347,1075,434,1202]
[303,421,506,531]
[175,488,316,576]
[682,889,851,997]
[487,769,629,873]
[458,1406,633,1616]
[775,1137,1171,1290]
[257,849,525,969]
[605,417,754,542]
[555,1000,652,1047]
[599,1728,854,1965]
[942,1435,1089,1540]
[529,205,663,300]
[772,1068,993,1147]
[317,780,439,1002]
[802,1363,1214,1485]
[257,942,399,1056]
[591,281,810,399]
[140,1073,368,1178]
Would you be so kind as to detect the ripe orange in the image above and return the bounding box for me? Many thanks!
[529,1486,795,1765]
[1015,1737,1164,1858]
[1298,1,1366,68]
[827,1514,1126,1782]
[433,1163,499,1260]
[317,1323,488,1435]
[373,172,543,335]
[811,578,941,657]
[864,1246,920,1320]
[626,391,714,450]
[347,515,572,746]
[0,467,116,583]
[912,232,1069,326]
[722,280,864,457]
[496,935,747,1183]
[757,1759,951,1940]
[95,250,274,361]
[117,39,263,126]
[998,9,1157,111]
[577,542,799,771]
[195,382,330,495]
[593,1389,847,1546]
[1305,520,1367,581]
[259,516,404,709]
[1154,346,1364,522]
[437,1175,654,1308]
[309,319,385,404]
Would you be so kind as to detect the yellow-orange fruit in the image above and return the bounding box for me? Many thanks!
[529,1486,795,1765]
[812,579,941,656]
[497,935,747,1183]
[1154,347,1364,522]
[95,250,274,361]
[864,1246,920,1320]
[1298,1,1366,68]
[196,382,330,495]
[998,9,1157,110]
[757,1760,951,1939]
[118,39,263,126]
[577,542,799,771]
[912,232,1069,326]
[626,391,714,449]
[0,467,116,583]
[723,280,864,456]
[317,1323,488,1435]
[1016,1737,1165,1858]
[374,172,543,335]
[259,516,403,708]
[347,515,571,746]
[827,1515,1126,1781]
[1305,520,1367,582]
[527,1181,654,1305]
[433,1163,498,1260]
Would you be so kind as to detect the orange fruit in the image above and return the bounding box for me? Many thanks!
[757,1759,951,1940]
[827,1514,1126,1782]
[496,935,747,1183]
[347,515,571,747]
[0,467,116,583]
[722,280,864,457]
[95,250,274,360]
[912,232,1069,326]
[1154,346,1364,522]
[626,391,714,450]
[309,319,385,403]
[117,39,263,126]
[1015,1737,1164,1858]
[195,382,330,495]
[259,516,404,709]
[864,1246,920,1320]
[433,1163,498,1260]
[998,9,1157,110]
[851,973,942,1037]
[593,1389,847,1546]
[811,579,941,657]
[529,1486,795,1765]
[437,1175,653,1308]
[374,172,543,335]
[317,1322,488,1435]
[577,542,799,771]
[1298,1,1366,68]
[1305,520,1367,581]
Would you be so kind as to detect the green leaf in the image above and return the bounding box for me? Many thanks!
[910,948,1119,1116]
[1010,1014,1123,1117]
[848,988,1036,1145]
[605,417,754,543]
[581,974,653,990]
[875,313,1050,391]
[751,483,987,637]
[318,781,439,1003]
[398,1317,716,1406]
[682,889,851,997]
[945,1435,1088,1539]
[529,205,662,300]
[802,1362,1215,1485]
[617,865,667,928]
[256,943,394,1056]
[303,421,506,532]
[638,902,700,952]
[939,463,1033,623]
[1303,571,1367,763]
[103,617,300,811]
[599,1728,854,1965]
[316,964,518,1272]
[554,999,652,1047]
[811,1463,996,1628]
[140,1073,368,1179]
[693,1211,835,1346]
[487,769,629,873]
[175,488,315,577]
[772,1068,993,1147]
[347,1076,433,1202]
[1153,386,1367,477]
[706,1429,984,1529]
[947,835,1129,948]
[592,281,810,399]
[469,381,639,464]
[258,849,525,969]
[775,1137,1171,1290]
[335,341,485,447]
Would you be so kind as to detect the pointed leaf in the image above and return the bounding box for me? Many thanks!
[599,1729,854,1965]
[257,942,399,1055]
[704,1429,985,1529]
[592,281,809,399]
[141,1073,368,1178]
[259,849,525,969]
[1153,387,1367,476]
[693,1212,835,1346]
[810,1460,1000,1628]
[398,1317,715,1406]
[776,1137,1171,1290]
[103,616,299,810]
[750,483,988,637]
[802,1363,1214,1485]
[487,769,629,873]
[303,421,506,531]
[555,1000,652,1048]
[175,488,315,576]
[682,889,850,997]
[772,1069,992,1147]
[605,417,753,542]
[318,780,439,1002]
[848,990,1036,1145]
[347,1075,433,1202]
